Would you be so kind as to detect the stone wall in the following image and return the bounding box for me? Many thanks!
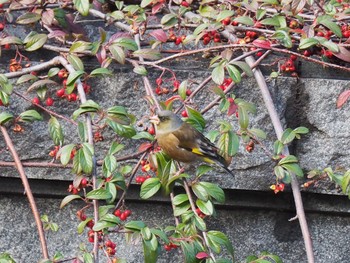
[0,53,350,262]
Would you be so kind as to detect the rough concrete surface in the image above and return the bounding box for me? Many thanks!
[0,195,349,263]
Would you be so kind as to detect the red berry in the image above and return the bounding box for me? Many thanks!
[324,50,333,58]
[88,237,94,243]
[156,78,162,86]
[219,85,226,91]
[80,177,88,188]
[124,210,131,217]
[56,88,65,97]
[343,30,350,38]
[0,23,4,31]
[316,31,325,37]
[175,37,182,45]
[32,97,40,105]
[45,97,54,106]
[87,220,94,228]
[213,37,221,43]
[203,37,210,45]
[227,97,234,104]
[290,54,297,61]
[30,71,37,76]
[181,1,189,7]
[4,43,10,49]
[119,212,127,221]
[0,100,3,106]
[181,110,188,117]
[186,89,192,96]
[224,78,233,86]
[221,17,231,26]
[148,126,155,135]
[280,65,286,71]
[114,209,121,217]
[58,69,67,79]
[256,51,263,57]
[67,93,77,102]
[62,79,67,86]
[164,244,172,251]
[303,50,312,57]
[105,240,113,248]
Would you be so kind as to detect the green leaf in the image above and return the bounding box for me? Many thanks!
[107,120,136,138]
[273,140,284,155]
[249,128,267,139]
[60,195,82,209]
[58,144,75,165]
[132,131,155,141]
[229,61,253,77]
[216,10,234,22]
[207,231,234,256]
[70,41,91,53]
[19,110,43,122]
[109,44,126,64]
[67,54,84,71]
[278,155,298,165]
[86,189,112,200]
[174,202,191,217]
[280,128,295,144]
[93,220,117,232]
[299,37,319,49]
[281,163,304,177]
[172,194,189,206]
[0,36,23,45]
[77,121,88,142]
[196,165,213,177]
[141,0,153,7]
[27,79,58,93]
[73,0,90,16]
[90,68,112,77]
[200,182,225,203]
[48,116,64,146]
[83,253,93,263]
[218,130,239,156]
[185,107,206,132]
[112,38,138,51]
[66,70,85,86]
[16,74,38,84]
[212,63,225,85]
[192,183,209,201]
[160,13,178,27]
[196,199,214,215]
[274,165,285,179]
[233,15,254,26]
[293,126,309,134]
[271,30,292,48]
[260,16,281,27]
[238,107,249,129]
[48,67,60,78]
[140,178,161,199]
[0,74,13,95]
[178,80,188,100]
[24,32,47,51]
[72,143,94,174]
[103,155,118,174]
[317,15,342,37]
[226,64,241,84]
[124,220,146,231]
[77,218,93,234]
[16,13,41,24]
[143,236,160,263]
[133,49,162,60]
[0,112,13,125]
[133,66,148,75]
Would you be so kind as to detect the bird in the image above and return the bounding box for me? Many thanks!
[149,110,234,176]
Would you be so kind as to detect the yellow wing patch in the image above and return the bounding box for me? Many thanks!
[192,148,204,156]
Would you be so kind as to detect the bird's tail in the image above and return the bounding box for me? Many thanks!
[203,155,234,177]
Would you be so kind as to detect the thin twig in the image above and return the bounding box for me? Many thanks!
[0,126,49,259]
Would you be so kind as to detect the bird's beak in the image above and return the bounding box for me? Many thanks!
[149,115,160,125]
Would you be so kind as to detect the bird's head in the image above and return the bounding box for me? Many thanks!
[149,110,183,135]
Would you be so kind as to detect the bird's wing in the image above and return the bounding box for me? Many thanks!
[172,123,226,165]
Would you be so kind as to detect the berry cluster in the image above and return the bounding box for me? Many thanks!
[280,55,297,73]
[270,183,285,194]
[245,140,255,153]
[164,243,178,251]
[154,78,181,95]
[93,131,104,142]
[113,209,132,221]
[201,30,221,45]
[49,146,60,158]
[218,77,233,91]
[105,240,117,256]
[168,32,186,46]
[9,59,22,72]
[135,175,152,184]
[195,208,206,219]
[88,229,103,243]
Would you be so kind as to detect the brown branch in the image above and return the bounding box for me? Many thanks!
[245,55,315,263]
[0,125,49,259]
[12,91,78,126]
